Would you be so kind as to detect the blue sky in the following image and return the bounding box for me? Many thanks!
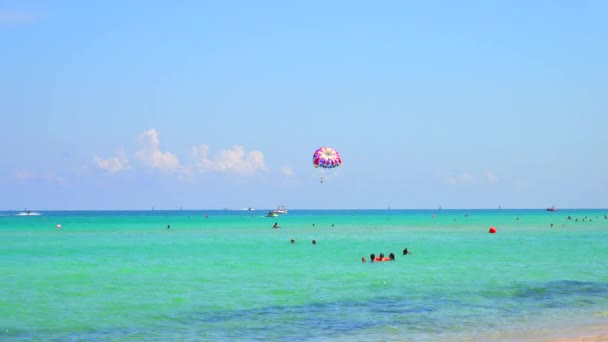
[1,0,607,210]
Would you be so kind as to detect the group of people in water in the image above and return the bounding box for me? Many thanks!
[565,215,607,222]
[272,221,418,262]
[547,215,607,228]
[361,248,412,262]
[362,253,395,262]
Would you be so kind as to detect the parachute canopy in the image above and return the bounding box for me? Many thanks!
[313,147,342,169]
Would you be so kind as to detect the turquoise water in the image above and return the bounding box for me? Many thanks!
[1,209,607,341]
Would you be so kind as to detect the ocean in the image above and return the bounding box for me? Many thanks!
[1,209,607,341]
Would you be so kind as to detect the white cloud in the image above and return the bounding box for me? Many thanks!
[191,145,213,172]
[280,166,295,177]
[94,149,129,174]
[192,145,267,175]
[135,129,181,170]
[92,129,263,180]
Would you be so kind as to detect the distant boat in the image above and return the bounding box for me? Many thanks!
[546,206,558,212]
[16,210,41,216]
[272,205,288,215]
[266,211,278,217]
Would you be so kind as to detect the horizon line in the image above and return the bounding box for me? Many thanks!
[2,207,607,212]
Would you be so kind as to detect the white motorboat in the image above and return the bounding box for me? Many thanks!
[272,206,288,215]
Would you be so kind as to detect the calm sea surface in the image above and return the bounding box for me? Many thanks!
[1,209,607,341]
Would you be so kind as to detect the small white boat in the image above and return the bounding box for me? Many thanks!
[16,210,41,216]
[273,206,288,215]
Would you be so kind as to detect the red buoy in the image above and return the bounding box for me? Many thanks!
[489,227,496,234]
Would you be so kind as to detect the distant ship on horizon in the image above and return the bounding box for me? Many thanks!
[546,206,558,212]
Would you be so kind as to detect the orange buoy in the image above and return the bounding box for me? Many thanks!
[489,226,496,234]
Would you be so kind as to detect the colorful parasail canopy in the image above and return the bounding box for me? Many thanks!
[313,147,342,169]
